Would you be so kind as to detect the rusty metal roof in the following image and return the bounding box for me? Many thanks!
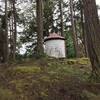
[44,33,65,42]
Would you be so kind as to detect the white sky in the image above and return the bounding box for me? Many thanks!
[96,0,100,16]
[96,0,100,5]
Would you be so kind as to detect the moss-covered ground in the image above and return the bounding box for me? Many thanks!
[0,58,100,100]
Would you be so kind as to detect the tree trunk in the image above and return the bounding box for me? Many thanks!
[12,0,17,61]
[70,0,79,57]
[8,0,17,61]
[59,0,64,36]
[36,0,44,55]
[80,0,88,57]
[4,0,9,63]
[83,0,100,76]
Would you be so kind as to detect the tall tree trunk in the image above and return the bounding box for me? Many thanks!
[4,0,9,63]
[83,0,100,76]
[70,0,79,57]
[8,0,17,61]
[80,0,88,57]
[36,0,44,55]
[59,0,64,36]
[12,0,17,61]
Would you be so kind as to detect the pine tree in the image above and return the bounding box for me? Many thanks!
[36,0,44,56]
[4,0,9,63]
[83,0,100,77]
[70,0,79,57]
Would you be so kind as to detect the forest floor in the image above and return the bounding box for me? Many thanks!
[0,58,100,100]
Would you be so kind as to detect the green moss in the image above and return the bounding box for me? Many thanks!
[67,59,78,65]
[66,58,90,65]
[10,79,25,90]
[40,91,48,97]
[39,76,51,82]
[83,90,100,100]
[0,88,16,100]
[13,66,41,73]
[0,58,94,100]
[77,58,90,65]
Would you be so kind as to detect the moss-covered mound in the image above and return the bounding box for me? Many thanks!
[0,58,99,100]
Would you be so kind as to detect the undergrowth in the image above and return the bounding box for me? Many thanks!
[0,58,99,100]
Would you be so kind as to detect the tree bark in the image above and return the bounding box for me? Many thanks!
[80,0,88,57]
[4,0,9,63]
[8,0,17,61]
[12,0,17,61]
[83,0,100,76]
[70,0,79,57]
[36,0,44,55]
[59,0,64,37]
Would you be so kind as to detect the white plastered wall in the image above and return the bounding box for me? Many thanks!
[44,39,66,58]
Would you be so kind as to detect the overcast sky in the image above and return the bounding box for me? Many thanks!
[96,0,100,16]
[96,0,100,5]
